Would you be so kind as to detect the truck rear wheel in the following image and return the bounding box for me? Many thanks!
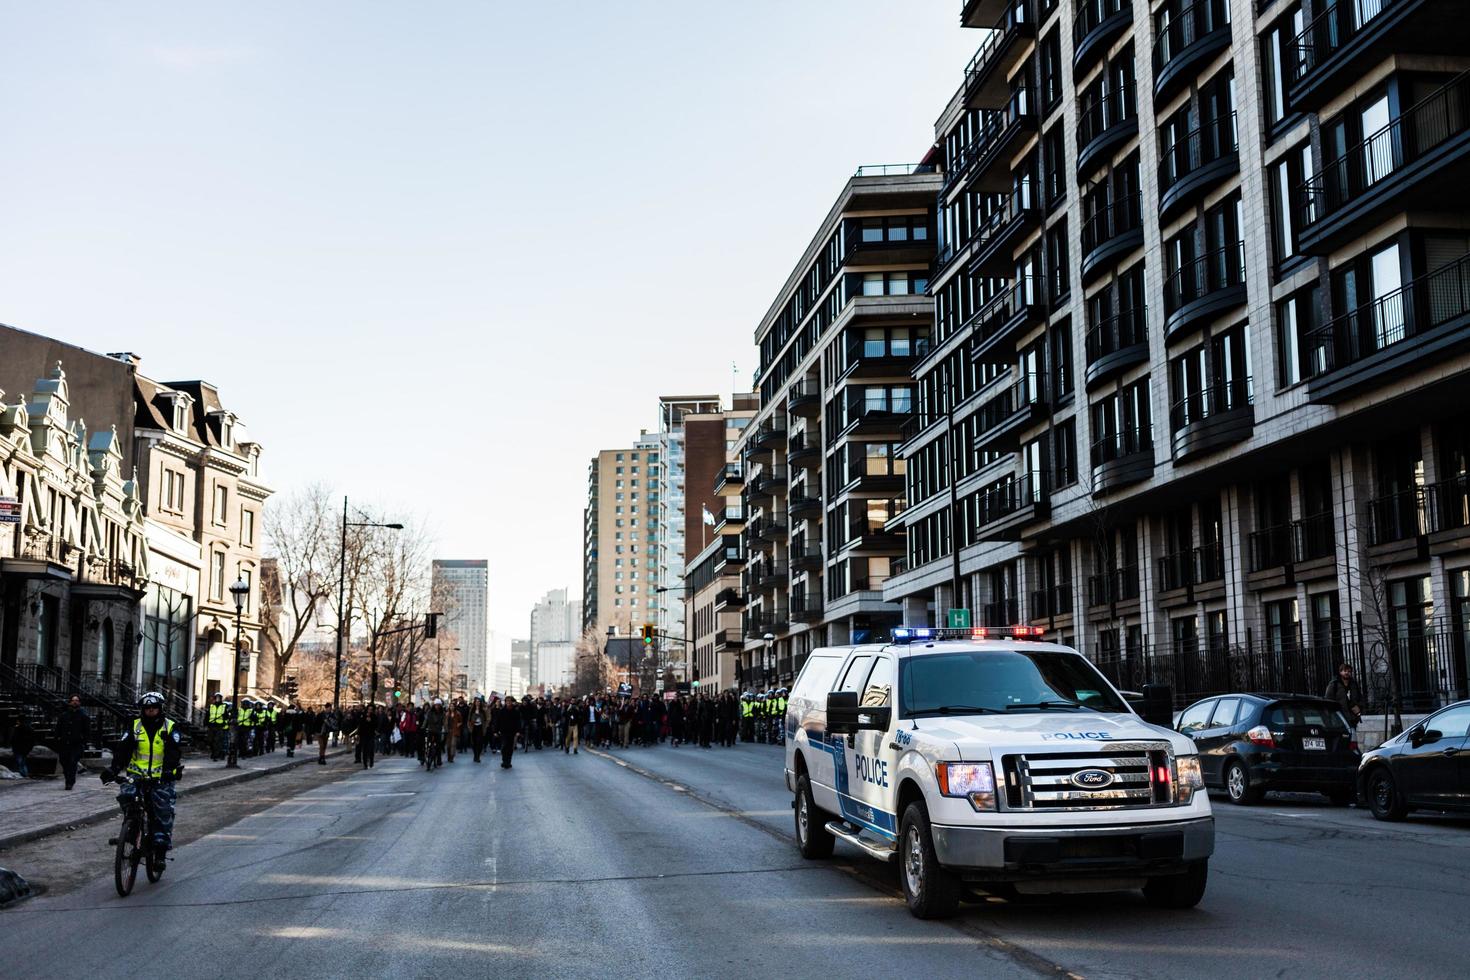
[1142,860,1208,909]
[794,773,834,859]
[898,801,961,919]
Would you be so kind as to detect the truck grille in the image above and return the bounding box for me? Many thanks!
[1001,744,1175,811]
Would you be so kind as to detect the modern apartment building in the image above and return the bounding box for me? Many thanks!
[731,166,943,689]
[582,433,661,640]
[680,395,758,691]
[880,0,1470,712]
[431,559,489,695]
[654,395,722,659]
[528,586,580,690]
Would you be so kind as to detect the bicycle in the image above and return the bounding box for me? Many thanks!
[424,732,442,771]
[104,772,165,897]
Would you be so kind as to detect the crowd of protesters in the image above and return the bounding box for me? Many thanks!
[192,686,793,777]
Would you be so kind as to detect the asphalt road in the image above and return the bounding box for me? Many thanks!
[4,741,1468,979]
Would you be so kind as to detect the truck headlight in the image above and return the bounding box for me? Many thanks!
[936,762,996,812]
[1176,755,1203,804]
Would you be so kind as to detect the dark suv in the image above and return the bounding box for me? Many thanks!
[1174,694,1361,805]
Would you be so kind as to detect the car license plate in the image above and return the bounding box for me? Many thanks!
[1303,737,1326,750]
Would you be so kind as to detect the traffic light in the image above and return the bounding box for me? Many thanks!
[641,623,655,646]
[425,612,440,639]
[394,689,402,699]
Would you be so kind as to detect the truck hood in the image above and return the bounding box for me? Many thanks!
[911,711,1194,760]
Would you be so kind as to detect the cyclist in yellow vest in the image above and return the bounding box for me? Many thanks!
[206,692,229,761]
[102,692,183,867]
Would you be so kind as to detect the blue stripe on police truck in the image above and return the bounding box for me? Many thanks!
[802,729,898,840]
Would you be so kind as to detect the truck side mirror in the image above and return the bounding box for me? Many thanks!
[1139,684,1174,728]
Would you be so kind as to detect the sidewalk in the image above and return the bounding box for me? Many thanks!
[0,743,355,850]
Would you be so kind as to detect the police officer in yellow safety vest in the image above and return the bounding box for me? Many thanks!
[206,692,229,761]
[238,698,255,758]
[740,693,754,742]
[101,692,183,867]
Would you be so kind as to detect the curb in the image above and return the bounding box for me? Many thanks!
[0,746,356,851]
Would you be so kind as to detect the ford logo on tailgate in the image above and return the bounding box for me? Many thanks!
[1070,768,1114,789]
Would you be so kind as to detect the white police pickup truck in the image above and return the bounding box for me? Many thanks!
[784,627,1213,918]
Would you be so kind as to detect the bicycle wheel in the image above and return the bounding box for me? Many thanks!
[114,817,140,897]
[145,829,165,884]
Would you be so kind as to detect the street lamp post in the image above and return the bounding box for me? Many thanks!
[333,496,403,716]
[226,578,250,769]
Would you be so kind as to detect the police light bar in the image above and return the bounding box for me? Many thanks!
[890,625,1046,644]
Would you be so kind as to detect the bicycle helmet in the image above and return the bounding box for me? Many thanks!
[433,697,444,706]
[138,691,164,709]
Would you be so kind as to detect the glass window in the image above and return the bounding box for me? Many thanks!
[838,654,874,693]
[1209,697,1242,728]
[898,649,1129,715]
[862,657,893,707]
[1425,704,1470,739]
[1177,700,1215,733]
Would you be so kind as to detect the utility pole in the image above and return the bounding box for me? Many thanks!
[946,372,963,617]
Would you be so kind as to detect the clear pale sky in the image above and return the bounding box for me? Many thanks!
[0,1,973,637]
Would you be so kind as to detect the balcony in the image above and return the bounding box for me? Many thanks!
[749,563,790,593]
[1427,474,1470,552]
[714,463,744,495]
[841,333,928,381]
[1297,71,1470,256]
[842,222,936,268]
[1292,511,1337,574]
[1158,112,1238,220]
[972,470,1050,541]
[1090,427,1154,494]
[954,89,1039,195]
[842,393,913,436]
[1085,305,1149,390]
[788,379,821,418]
[1087,564,1142,607]
[714,586,745,610]
[750,419,787,452]
[1303,251,1470,402]
[963,0,1036,110]
[843,516,904,553]
[843,461,905,495]
[715,628,743,650]
[1076,81,1138,180]
[961,0,1011,29]
[1168,375,1254,462]
[1368,488,1425,547]
[714,539,746,572]
[791,545,824,573]
[1163,241,1246,342]
[787,431,821,467]
[1073,0,1132,72]
[1156,550,1195,595]
[1287,0,1468,114]
[751,515,788,541]
[712,505,746,532]
[1079,191,1143,283]
[973,373,1049,454]
[752,467,787,496]
[788,492,822,520]
[1248,523,1294,574]
[969,182,1041,275]
[1152,0,1232,105]
[968,275,1048,364]
[791,593,825,624]
[1028,583,1072,620]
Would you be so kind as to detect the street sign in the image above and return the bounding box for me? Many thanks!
[0,496,18,524]
[946,608,971,629]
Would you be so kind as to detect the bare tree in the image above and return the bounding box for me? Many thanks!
[351,512,433,703]
[262,484,337,693]
[573,625,613,696]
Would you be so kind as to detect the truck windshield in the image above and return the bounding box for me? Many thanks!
[899,649,1129,717]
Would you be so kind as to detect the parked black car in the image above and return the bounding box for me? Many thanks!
[1358,699,1470,821]
[1174,694,1360,805]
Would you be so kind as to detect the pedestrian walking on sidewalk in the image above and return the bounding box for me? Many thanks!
[1325,664,1365,732]
[56,694,90,789]
[9,714,34,777]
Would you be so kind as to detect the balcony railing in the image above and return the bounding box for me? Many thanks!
[1080,191,1142,276]
[1077,80,1138,174]
[1426,474,1470,535]
[1157,550,1194,592]
[1162,241,1246,336]
[1248,523,1294,572]
[963,0,1034,107]
[1028,583,1072,619]
[1087,564,1141,606]
[791,593,825,623]
[1304,250,1470,382]
[981,598,1020,627]
[1300,71,1470,236]
[1090,425,1152,469]
[1288,0,1416,93]
[1194,541,1224,583]
[1293,511,1336,562]
[1369,487,1427,545]
[1085,305,1148,373]
[1158,112,1238,213]
[1152,0,1233,100]
[1073,0,1132,69]
[855,163,939,177]
[1168,374,1253,434]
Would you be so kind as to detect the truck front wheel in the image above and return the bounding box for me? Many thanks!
[1142,860,1208,909]
[794,773,834,859]
[898,801,961,919]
